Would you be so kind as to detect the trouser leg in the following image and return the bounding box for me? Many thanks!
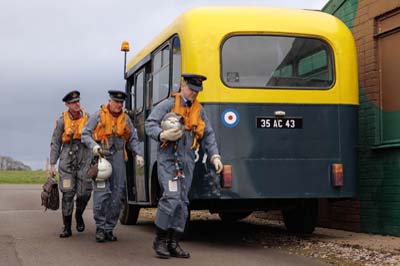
[155,177,189,233]
[104,188,123,232]
[104,154,125,234]
[103,186,122,241]
[60,191,74,238]
[93,190,109,242]
[93,190,110,230]
[75,167,93,232]
[75,193,91,232]
[169,199,189,233]
[62,191,75,216]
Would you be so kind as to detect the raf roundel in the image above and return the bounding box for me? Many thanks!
[221,109,240,128]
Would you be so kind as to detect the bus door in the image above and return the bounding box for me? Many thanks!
[131,68,148,202]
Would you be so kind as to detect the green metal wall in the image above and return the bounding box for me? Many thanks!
[324,0,400,235]
[323,0,358,30]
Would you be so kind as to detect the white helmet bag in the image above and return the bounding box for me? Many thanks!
[161,112,184,131]
[96,157,112,181]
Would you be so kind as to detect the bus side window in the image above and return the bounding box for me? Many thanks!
[152,46,170,105]
[130,83,135,110]
[135,70,144,113]
[171,36,181,93]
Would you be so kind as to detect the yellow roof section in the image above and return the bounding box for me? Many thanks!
[126,6,358,105]
[127,6,345,69]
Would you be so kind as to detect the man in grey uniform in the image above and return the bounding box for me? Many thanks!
[50,90,92,238]
[82,90,144,242]
[145,73,223,259]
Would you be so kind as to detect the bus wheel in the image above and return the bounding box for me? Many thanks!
[282,199,318,234]
[218,211,252,222]
[119,199,141,225]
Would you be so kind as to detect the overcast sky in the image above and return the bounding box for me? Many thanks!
[0,0,328,170]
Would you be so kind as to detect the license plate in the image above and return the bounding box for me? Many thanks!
[256,117,303,129]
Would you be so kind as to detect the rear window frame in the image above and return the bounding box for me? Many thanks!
[220,34,336,90]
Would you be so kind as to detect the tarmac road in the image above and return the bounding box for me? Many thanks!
[0,184,330,266]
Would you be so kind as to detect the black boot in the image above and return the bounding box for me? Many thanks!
[75,210,85,232]
[95,228,106,243]
[105,231,117,241]
[59,215,72,238]
[168,230,190,258]
[153,227,170,259]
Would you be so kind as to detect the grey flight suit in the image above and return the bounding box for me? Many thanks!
[145,96,219,233]
[50,113,92,217]
[81,109,143,233]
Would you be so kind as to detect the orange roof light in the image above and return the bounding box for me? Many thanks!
[121,41,130,52]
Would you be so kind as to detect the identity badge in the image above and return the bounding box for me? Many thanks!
[168,180,178,192]
[97,181,106,189]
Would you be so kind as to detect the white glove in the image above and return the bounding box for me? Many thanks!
[93,145,102,156]
[160,128,183,142]
[211,155,223,174]
[136,155,144,168]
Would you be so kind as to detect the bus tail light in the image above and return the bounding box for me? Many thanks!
[222,165,232,188]
[331,163,343,187]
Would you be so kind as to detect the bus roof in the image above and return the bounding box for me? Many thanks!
[126,6,358,105]
[126,6,348,72]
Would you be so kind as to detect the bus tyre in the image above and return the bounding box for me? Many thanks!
[119,199,141,225]
[218,211,252,222]
[282,199,318,234]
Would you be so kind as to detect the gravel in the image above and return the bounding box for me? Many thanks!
[139,208,400,266]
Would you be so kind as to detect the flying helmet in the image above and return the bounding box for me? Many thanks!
[96,157,112,181]
[161,112,184,131]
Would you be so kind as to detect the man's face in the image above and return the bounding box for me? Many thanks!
[65,101,81,113]
[181,81,199,102]
[108,98,124,113]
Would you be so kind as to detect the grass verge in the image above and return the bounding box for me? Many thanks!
[0,170,49,184]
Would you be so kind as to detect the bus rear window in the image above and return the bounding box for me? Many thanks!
[221,35,334,89]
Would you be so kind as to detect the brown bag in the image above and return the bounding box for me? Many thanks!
[87,156,99,181]
[41,177,60,211]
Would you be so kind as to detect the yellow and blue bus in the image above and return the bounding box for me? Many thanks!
[120,6,358,234]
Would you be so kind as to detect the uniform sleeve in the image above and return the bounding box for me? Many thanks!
[145,98,174,141]
[200,108,220,157]
[126,117,143,156]
[81,110,101,150]
[49,117,64,165]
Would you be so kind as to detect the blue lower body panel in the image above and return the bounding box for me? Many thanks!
[189,103,358,201]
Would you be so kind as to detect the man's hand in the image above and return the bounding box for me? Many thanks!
[50,165,57,177]
[160,128,183,142]
[92,145,102,156]
[211,155,223,174]
[136,155,144,168]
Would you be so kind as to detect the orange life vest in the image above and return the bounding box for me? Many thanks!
[92,104,131,149]
[171,93,205,149]
[61,110,88,144]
